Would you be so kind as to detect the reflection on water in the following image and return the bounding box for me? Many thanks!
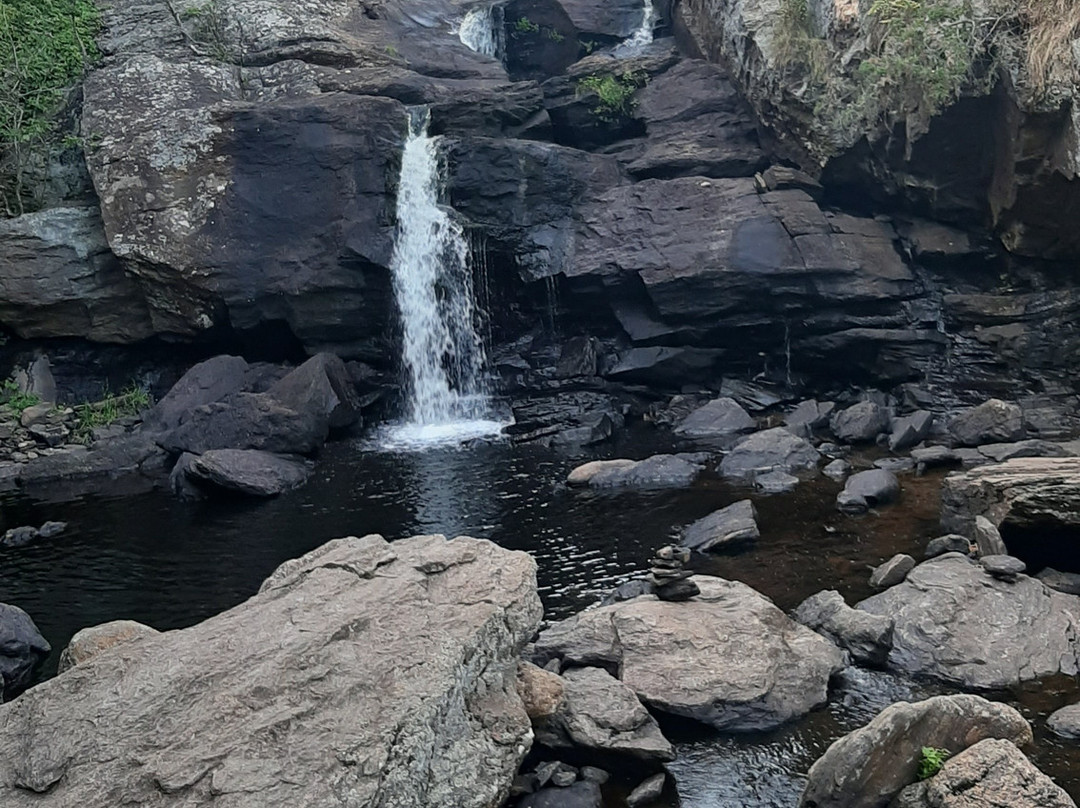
[1,427,1080,806]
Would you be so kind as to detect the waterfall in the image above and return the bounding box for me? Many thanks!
[457,5,499,57]
[382,109,503,448]
[612,0,656,57]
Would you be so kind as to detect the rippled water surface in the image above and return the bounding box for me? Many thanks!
[2,426,1080,806]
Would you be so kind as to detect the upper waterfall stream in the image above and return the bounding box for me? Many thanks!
[381,110,504,449]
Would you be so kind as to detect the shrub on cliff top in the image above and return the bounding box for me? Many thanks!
[0,0,100,215]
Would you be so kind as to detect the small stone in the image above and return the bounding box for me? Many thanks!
[650,568,691,581]
[925,534,972,559]
[823,458,850,480]
[754,469,799,493]
[973,516,1008,557]
[873,457,915,474]
[551,769,577,787]
[1047,704,1080,740]
[600,579,655,605]
[869,554,916,589]
[580,766,610,784]
[1,526,39,547]
[980,555,1026,582]
[655,578,700,601]
[19,403,53,427]
[516,661,565,719]
[534,761,559,788]
[511,773,538,796]
[627,772,666,807]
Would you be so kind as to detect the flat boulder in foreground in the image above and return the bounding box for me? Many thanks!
[0,535,541,807]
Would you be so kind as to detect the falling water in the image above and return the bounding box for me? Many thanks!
[612,0,656,57]
[457,5,500,57]
[382,109,504,448]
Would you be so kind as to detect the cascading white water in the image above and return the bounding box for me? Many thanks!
[381,109,504,448]
[612,0,656,57]
[457,6,498,56]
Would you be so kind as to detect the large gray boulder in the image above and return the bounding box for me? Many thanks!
[673,396,755,438]
[857,554,1080,688]
[799,695,1033,808]
[0,534,542,807]
[567,453,709,489]
[948,399,1025,447]
[891,738,1076,808]
[837,469,900,514]
[830,401,891,444]
[940,457,1080,536]
[535,666,674,762]
[680,499,759,552]
[719,427,820,478]
[0,603,50,701]
[533,576,843,731]
[142,355,255,433]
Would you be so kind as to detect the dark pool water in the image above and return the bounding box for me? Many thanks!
[2,424,1079,806]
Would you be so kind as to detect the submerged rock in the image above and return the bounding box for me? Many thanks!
[0,603,50,702]
[679,499,759,552]
[568,453,709,489]
[799,695,1032,808]
[188,449,311,497]
[533,576,843,731]
[858,554,1080,688]
[892,739,1075,808]
[0,535,542,807]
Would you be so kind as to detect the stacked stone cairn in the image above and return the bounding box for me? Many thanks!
[650,546,699,601]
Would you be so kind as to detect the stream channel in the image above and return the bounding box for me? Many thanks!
[3,425,1080,806]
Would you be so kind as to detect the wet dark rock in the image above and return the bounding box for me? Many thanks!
[0,603,50,702]
[925,534,972,559]
[1037,568,1080,597]
[509,392,625,447]
[941,457,1080,537]
[680,499,759,552]
[533,575,843,731]
[912,445,960,473]
[754,469,799,493]
[169,452,204,500]
[627,772,666,808]
[980,554,1026,582]
[185,450,311,497]
[673,396,754,438]
[606,346,724,387]
[830,401,891,444]
[142,356,253,433]
[948,399,1025,447]
[784,399,836,436]
[554,336,601,378]
[0,521,66,548]
[892,738,1075,808]
[793,589,893,667]
[518,780,602,808]
[719,427,819,479]
[888,410,933,451]
[868,554,915,589]
[18,434,168,495]
[1047,704,1080,740]
[550,769,576,788]
[579,766,609,784]
[799,695,1033,808]
[858,554,1080,688]
[837,469,900,514]
[267,353,361,431]
[535,666,674,761]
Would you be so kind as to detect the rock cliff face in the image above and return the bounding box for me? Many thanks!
[2,0,1080,403]
[0,534,542,807]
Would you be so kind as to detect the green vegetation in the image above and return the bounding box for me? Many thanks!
[917,746,951,780]
[576,70,647,122]
[512,16,540,35]
[180,1,234,63]
[774,0,829,82]
[543,27,565,43]
[0,0,101,215]
[0,379,39,415]
[74,384,151,441]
